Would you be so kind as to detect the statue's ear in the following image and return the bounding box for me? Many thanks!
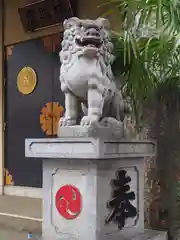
[63,17,80,30]
[96,18,111,30]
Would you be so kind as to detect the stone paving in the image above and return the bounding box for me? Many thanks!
[0,228,41,240]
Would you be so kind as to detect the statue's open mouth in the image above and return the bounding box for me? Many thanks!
[76,37,102,48]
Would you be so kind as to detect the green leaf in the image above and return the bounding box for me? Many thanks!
[101,0,180,127]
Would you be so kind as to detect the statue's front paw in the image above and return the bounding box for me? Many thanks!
[80,115,99,126]
[59,117,76,127]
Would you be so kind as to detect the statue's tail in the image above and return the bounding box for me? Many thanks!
[81,102,88,116]
[112,91,131,122]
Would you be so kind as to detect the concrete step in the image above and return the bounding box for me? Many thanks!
[0,227,42,240]
[0,195,42,233]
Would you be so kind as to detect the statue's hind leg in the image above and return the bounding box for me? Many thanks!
[59,91,78,126]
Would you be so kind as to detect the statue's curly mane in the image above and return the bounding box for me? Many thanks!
[59,19,115,81]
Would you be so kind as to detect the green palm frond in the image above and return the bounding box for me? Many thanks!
[100,0,180,128]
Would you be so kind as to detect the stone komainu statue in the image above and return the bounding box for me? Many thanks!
[59,17,130,129]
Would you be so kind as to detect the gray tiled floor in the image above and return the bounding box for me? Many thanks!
[0,228,41,240]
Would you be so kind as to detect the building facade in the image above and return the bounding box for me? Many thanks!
[0,1,173,236]
[0,0,121,198]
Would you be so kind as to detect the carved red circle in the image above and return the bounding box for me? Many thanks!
[55,185,82,219]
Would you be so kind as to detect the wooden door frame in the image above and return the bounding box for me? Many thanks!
[0,0,4,195]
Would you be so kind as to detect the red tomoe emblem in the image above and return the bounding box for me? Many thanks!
[55,185,82,219]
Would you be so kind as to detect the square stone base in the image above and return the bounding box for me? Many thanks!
[42,158,145,240]
[105,230,167,240]
[25,137,156,240]
[40,230,167,240]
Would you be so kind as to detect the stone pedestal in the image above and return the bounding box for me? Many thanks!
[25,131,167,240]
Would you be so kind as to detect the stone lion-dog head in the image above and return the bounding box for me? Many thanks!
[60,17,115,70]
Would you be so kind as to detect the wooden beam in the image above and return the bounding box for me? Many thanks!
[0,0,4,195]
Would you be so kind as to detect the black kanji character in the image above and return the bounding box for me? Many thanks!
[105,170,137,229]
